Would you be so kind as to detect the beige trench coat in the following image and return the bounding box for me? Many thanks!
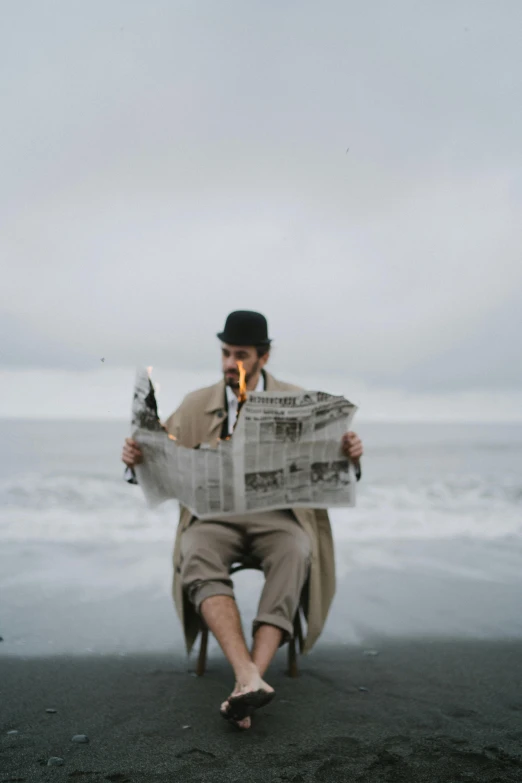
[164,371,336,656]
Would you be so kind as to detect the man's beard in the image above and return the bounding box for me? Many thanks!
[224,359,261,389]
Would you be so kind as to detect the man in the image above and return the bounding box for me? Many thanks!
[122,311,363,730]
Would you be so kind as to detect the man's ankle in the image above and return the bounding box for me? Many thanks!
[235,660,259,684]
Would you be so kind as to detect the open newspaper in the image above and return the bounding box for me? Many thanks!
[131,369,358,519]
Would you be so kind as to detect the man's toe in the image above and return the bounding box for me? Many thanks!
[220,699,231,719]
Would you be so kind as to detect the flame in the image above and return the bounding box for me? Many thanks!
[168,433,177,441]
[237,361,247,402]
[147,366,153,377]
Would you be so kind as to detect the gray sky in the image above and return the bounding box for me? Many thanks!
[1,1,521,418]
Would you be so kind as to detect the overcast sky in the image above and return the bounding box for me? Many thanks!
[1,1,521,419]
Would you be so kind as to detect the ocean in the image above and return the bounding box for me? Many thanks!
[1,419,521,656]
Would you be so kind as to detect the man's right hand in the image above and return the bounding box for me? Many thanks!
[122,437,143,468]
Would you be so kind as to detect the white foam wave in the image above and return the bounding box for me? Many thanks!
[0,470,521,544]
[0,472,177,544]
[331,475,522,541]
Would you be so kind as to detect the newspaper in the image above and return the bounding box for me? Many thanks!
[131,369,358,518]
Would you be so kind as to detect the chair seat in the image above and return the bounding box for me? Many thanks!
[230,556,262,574]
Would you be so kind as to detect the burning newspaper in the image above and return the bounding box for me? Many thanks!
[131,369,358,518]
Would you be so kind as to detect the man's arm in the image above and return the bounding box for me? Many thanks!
[162,406,182,439]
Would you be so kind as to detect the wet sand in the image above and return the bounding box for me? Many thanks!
[2,638,522,782]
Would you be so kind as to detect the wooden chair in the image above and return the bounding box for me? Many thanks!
[195,557,304,677]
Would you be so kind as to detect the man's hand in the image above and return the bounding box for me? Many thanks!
[341,431,363,462]
[121,437,143,468]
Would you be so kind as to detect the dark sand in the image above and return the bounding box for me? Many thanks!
[2,639,522,782]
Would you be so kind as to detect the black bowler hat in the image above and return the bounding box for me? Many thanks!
[217,310,272,347]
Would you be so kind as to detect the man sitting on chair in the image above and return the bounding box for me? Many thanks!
[121,311,363,730]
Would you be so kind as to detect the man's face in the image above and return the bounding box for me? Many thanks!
[221,343,269,389]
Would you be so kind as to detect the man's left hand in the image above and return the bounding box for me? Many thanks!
[341,431,363,461]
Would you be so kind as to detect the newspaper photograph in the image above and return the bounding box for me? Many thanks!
[131,369,358,519]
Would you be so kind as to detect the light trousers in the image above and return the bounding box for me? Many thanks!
[180,510,311,640]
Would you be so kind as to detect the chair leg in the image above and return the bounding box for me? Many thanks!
[295,610,304,654]
[196,628,208,676]
[287,636,299,678]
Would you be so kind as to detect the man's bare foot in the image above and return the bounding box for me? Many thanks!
[222,663,275,722]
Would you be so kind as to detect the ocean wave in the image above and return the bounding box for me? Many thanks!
[0,470,521,544]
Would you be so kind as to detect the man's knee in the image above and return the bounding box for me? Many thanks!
[265,529,311,571]
[180,533,235,611]
[180,543,231,587]
[190,579,235,613]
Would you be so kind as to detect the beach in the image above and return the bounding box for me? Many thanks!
[1,419,522,780]
[2,640,522,782]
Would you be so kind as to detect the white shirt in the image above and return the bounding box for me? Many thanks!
[225,373,264,435]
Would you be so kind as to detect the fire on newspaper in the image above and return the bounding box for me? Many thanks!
[131,368,358,519]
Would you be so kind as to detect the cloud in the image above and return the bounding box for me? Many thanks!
[1,0,521,403]
[0,313,94,369]
[381,293,522,391]
[3,168,520,385]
